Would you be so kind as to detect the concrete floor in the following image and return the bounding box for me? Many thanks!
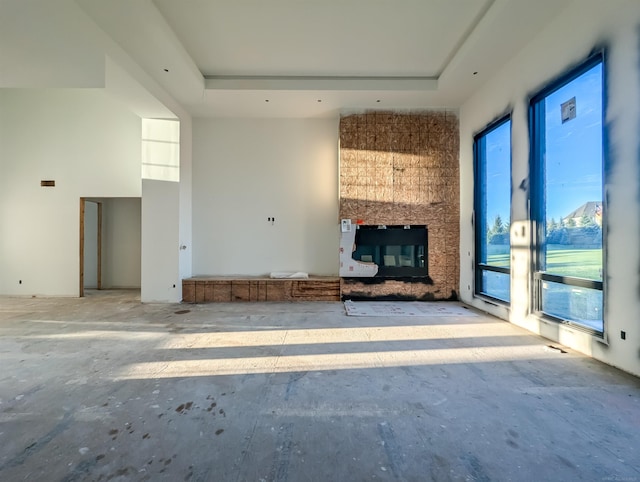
[0,291,639,482]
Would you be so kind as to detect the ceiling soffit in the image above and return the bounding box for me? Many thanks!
[150,0,504,102]
[74,0,572,116]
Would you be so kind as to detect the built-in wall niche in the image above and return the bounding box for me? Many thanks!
[352,225,428,277]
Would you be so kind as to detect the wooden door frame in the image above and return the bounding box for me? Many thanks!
[79,198,103,297]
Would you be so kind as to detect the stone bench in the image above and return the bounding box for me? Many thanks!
[182,276,341,303]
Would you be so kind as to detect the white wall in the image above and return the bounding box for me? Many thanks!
[459,0,640,376]
[178,117,193,282]
[102,198,141,289]
[0,89,142,296]
[141,180,181,302]
[138,117,191,302]
[192,118,339,276]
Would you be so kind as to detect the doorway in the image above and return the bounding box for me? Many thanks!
[79,197,142,298]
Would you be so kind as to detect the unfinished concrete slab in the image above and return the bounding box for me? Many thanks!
[0,290,639,481]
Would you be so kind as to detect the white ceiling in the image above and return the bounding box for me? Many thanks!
[153,0,490,78]
[2,0,572,118]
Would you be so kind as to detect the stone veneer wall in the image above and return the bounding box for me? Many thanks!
[339,111,460,300]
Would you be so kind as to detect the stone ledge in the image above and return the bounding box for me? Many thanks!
[182,276,341,303]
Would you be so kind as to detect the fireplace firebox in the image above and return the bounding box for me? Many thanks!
[352,225,428,277]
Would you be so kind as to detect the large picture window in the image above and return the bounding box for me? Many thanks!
[530,54,604,334]
[474,116,511,303]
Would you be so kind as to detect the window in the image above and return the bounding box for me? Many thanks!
[142,118,180,182]
[530,54,604,334]
[474,116,512,303]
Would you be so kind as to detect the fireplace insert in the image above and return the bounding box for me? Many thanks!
[352,225,428,277]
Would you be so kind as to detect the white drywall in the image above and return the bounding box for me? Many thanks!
[192,118,339,276]
[0,0,105,88]
[141,180,181,302]
[178,117,193,282]
[102,198,141,289]
[0,89,142,296]
[459,0,640,376]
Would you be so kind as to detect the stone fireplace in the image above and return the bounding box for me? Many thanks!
[339,111,460,300]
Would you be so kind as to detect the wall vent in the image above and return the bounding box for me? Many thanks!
[40,180,55,187]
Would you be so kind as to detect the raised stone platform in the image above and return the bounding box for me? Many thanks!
[182,276,341,303]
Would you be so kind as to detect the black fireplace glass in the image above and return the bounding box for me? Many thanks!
[352,225,428,277]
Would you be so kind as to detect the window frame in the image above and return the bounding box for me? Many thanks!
[529,52,606,335]
[473,114,512,305]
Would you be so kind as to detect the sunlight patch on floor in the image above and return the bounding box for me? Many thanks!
[116,345,560,379]
[155,323,517,349]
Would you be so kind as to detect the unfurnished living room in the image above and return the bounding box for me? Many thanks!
[1,1,640,481]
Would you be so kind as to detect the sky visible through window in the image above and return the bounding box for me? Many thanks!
[484,121,511,227]
[487,63,602,223]
[544,63,602,222]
